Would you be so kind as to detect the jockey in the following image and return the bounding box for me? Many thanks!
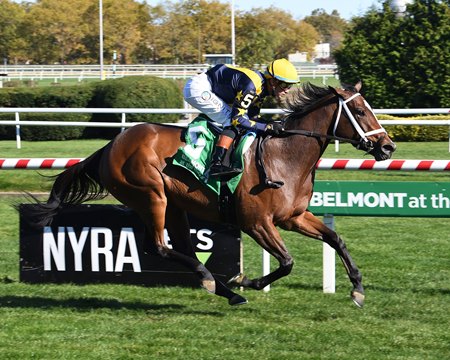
[183,58,299,177]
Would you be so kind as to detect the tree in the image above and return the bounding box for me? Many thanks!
[303,8,348,51]
[0,0,28,63]
[2,0,323,66]
[15,0,148,64]
[82,0,145,64]
[23,0,91,64]
[236,7,319,66]
[136,0,231,64]
[334,0,450,108]
[133,4,165,63]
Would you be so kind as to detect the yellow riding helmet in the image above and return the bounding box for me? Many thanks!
[265,58,299,83]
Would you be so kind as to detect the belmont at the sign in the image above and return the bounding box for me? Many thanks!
[311,191,412,208]
[309,181,450,217]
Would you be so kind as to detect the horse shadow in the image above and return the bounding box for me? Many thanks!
[0,295,225,316]
[286,282,450,296]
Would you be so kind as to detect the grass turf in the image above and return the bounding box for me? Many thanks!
[0,140,449,359]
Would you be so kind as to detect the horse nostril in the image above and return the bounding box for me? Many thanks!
[382,143,396,154]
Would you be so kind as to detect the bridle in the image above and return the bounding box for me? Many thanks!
[334,92,386,151]
[259,91,387,188]
[281,92,387,152]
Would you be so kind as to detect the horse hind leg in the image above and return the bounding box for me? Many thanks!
[107,156,245,305]
[165,205,247,306]
[112,179,218,296]
[164,205,215,293]
[143,203,218,294]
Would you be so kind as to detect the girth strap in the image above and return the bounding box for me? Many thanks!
[256,136,284,189]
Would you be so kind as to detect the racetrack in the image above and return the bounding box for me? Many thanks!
[1,201,449,359]
[0,140,449,358]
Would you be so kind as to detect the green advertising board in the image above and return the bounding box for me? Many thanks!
[309,181,450,217]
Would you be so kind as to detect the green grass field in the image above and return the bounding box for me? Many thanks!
[0,140,449,359]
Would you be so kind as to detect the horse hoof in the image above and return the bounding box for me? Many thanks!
[227,273,245,286]
[351,291,365,308]
[229,294,248,306]
[201,279,216,294]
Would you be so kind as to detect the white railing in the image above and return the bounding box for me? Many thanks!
[0,64,211,80]
[0,64,338,81]
[0,107,449,149]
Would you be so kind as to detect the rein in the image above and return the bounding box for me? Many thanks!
[281,128,360,146]
[281,93,386,151]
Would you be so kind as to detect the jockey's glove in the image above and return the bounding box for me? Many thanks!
[265,122,284,136]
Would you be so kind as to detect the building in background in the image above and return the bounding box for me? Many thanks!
[288,51,308,64]
[288,43,331,64]
[389,0,413,16]
[313,43,331,62]
[203,54,233,65]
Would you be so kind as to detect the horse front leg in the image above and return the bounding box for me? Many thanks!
[230,222,294,290]
[281,211,365,307]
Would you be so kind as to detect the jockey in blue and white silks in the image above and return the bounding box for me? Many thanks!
[183,58,299,177]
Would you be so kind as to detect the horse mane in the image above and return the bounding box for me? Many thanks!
[284,82,359,119]
[286,82,332,113]
[284,82,334,118]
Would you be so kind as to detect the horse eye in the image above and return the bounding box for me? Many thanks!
[355,108,365,116]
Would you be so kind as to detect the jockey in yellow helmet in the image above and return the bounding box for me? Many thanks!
[183,58,299,177]
[265,58,299,99]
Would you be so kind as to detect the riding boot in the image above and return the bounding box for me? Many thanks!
[208,137,242,177]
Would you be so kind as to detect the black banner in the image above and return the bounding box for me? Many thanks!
[20,204,241,287]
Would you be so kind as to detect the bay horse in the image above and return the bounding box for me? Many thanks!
[22,82,396,307]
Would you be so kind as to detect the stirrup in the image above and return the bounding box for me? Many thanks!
[264,178,284,189]
[209,164,242,177]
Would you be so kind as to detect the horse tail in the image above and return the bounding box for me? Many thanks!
[21,144,109,228]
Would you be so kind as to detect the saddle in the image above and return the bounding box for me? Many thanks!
[173,115,283,222]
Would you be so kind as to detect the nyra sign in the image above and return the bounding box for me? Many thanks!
[20,204,240,286]
[42,226,142,273]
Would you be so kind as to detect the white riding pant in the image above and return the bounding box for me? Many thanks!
[183,72,232,127]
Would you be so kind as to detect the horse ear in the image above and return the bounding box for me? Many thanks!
[355,80,362,92]
[328,86,339,96]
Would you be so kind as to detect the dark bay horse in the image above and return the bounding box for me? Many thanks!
[23,82,396,307]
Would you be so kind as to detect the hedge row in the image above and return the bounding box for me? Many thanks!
[0,78,447,141]
[0,76,183,140]
[378,114,450,142]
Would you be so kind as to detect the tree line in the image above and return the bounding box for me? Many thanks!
[0,0,347,66]
[1,0,449,108]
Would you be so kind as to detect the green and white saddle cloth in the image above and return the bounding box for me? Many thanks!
[172,115,256,195]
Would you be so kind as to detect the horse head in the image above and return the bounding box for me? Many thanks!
[330,82,396,161]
